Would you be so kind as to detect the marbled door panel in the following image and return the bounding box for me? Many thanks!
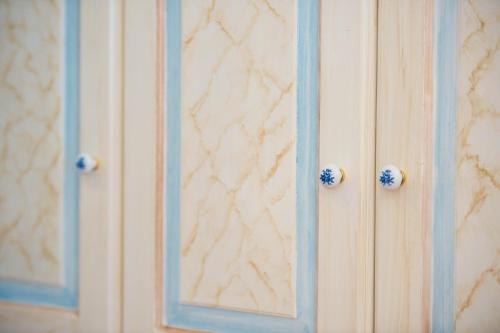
[455,0,500,331]
[0,0,63,284]
[180,0,297,316]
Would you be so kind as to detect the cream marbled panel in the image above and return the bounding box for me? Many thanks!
[455,0,500,331]
[0,0,63,284]
[179,0,297,316]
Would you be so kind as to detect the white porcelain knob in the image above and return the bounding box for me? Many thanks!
[319,164,345,188]
[378,165,405,190]
[75,154,99,173]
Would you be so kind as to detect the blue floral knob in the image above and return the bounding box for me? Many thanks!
[319,164,345,188]
[378,165,405,190]
[75,153,99,173]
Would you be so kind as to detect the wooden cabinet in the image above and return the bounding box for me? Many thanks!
[0,0,498,332]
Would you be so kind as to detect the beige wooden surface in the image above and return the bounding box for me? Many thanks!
[317,0,377,332]
[122,0,159,331]
[0,303,77,333]
[375,0,434,332]
[74,0,124,330]
[122,1,202,331]
[0,0,124,332]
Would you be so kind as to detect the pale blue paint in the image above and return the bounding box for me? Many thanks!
[164,0,318,332]
[164,0,181,322]
[0,0,79,309]
[431,0,457,332]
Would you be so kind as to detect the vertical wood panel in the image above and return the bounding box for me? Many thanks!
[317,0,377,332]
[79,0,124,331]
[375,0,434,332]
[122,0,157,331]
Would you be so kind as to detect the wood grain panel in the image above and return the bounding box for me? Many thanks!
[317,0,377,332]
[375,0,434,332]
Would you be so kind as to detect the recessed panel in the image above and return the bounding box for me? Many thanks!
[455,0,500,330]
[0,0,63,285]
[164,0,317,331]
[0,0,78,309]
[179,0,297,316]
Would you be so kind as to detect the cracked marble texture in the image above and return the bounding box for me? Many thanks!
[179,0,297,316]
[455,0,500,331]
[0,0,63,284]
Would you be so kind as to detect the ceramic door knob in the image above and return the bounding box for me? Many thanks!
[75,153,99,173]
[378,165,405,190]
[319,164,345,188]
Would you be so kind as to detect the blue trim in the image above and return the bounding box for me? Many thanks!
[431,1,457,332]
[164,0,318,332]
[296,0,318,331]
[0,0,79,309]
[165,0,182,323]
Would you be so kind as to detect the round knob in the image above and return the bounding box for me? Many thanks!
[378,165,405,190]
[319,164,345,188]
[75,154,99,173]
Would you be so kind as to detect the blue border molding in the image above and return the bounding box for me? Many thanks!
[0,0,79,309]
[164,1,318,332]
[431,0,457,332]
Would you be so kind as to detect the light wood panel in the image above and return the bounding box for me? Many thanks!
[0,303,77,333]
[71,0,124,331]
[317,0,377,332]
[78,0,124,331]
[375,0,434,332]
[122,0,159,331]
[121,0,211,331]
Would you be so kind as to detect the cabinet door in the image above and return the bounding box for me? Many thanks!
[123,0,376,332]
[0,1,122,331]
[375,0,500,332]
